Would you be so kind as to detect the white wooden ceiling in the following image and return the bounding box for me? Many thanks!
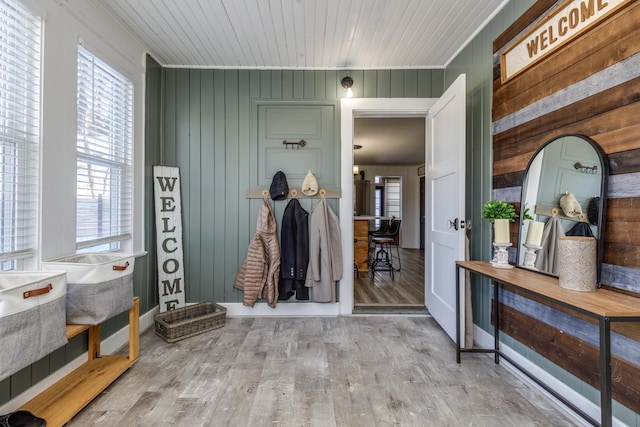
[101,0,507,165]
[104,0,507,69]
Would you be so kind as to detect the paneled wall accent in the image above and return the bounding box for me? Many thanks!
[255,103,338,188]
[492,1,640,419]
[161,69,444,304]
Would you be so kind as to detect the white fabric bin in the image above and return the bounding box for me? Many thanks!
[0,271,68,381]
[42,253,135,325]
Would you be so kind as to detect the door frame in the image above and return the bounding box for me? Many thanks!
[339,98,437,315]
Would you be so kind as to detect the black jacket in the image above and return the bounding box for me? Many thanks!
[279,198,310,300]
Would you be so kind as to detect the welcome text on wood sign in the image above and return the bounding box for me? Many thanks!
[153,166,186,312]
[501,0,629,83]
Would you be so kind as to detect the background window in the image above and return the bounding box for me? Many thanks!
[374,176,401,228]
[0,0,41,270]
[76,44,133,252]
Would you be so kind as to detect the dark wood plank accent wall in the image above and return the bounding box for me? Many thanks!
[161,69,444,304]
[492,1,640,417]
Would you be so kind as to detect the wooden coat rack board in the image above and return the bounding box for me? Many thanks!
[245,188,342,199]
[535,205,589,223]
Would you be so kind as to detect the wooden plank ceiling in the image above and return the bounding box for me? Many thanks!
[104,0,507,69]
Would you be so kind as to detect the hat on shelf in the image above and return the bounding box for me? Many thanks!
[269,170,289,200]
[301,170,319,196]
[559,191,582,217]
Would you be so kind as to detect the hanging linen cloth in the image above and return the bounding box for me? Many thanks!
[234,200,280,307]
[534,217,566,275]
[306,199,343,302]
[279,198,310,301]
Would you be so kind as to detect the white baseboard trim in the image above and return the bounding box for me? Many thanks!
[473,326,627,427]
[220,302,340,317]
[0,306,159,414]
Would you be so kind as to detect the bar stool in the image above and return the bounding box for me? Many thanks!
[370,219,401,272]
[370,236,395,280]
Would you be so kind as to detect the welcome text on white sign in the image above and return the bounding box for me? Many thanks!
[501,0,628,83]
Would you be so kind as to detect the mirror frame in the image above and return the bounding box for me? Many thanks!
[516,134,609,285]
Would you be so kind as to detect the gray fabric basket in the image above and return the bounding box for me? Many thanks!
[0,296,67,382]
[66,274,134,324]
[42,253,135,325]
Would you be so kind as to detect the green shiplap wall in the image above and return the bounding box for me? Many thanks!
[142,55,163,312]
[160,69,444,303]
[445,0,536,334]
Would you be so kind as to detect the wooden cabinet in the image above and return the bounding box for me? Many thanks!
[354,219,369,272]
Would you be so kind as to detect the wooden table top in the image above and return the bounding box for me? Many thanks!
[457,260,640,319]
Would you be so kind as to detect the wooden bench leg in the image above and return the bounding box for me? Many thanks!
[129,296,140,361]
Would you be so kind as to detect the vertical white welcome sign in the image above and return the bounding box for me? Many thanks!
[153,166,186,312]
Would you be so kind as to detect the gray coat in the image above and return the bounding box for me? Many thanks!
[306,199,343,302]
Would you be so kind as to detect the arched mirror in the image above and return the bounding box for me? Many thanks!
[517,135,608,283]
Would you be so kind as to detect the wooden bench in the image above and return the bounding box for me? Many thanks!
[19,297,140,427]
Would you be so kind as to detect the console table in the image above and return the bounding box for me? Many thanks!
[455,261,640,427]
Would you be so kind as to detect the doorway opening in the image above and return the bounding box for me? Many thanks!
[351,117,426,313]
[338,97,437,316]
[340,76,467,343]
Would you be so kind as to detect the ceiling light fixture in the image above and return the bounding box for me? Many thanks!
[341,76,354,98]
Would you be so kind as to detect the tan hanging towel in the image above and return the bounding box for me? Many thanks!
[301,169,319,196]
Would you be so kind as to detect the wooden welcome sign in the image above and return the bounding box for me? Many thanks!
[153,166,186,312]
[501,0,629,82]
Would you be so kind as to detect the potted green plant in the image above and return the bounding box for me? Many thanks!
[482,200,516,244]
[521,203,534,222]
[482,200,517,223]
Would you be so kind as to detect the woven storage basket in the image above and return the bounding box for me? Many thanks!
[154,302,226,343]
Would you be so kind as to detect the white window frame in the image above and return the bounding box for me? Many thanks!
[76,44,133,253]
[0,0,42,270]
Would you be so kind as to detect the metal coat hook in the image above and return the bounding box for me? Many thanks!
[574,162,598,174]
[283,139,306,149]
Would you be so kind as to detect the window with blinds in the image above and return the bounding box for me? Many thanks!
[373,176,401,228]
[0,0,42,271]
[76,44,133,252]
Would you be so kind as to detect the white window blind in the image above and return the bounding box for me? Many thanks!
[76,44,133,252]
[0,0,41,271]
[384,177,401,220]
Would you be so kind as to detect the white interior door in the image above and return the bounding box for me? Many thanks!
[425,74,466,346]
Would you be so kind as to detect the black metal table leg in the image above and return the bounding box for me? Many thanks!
[493,280,500,364]
[599,317,612,427]
[456,264,461,363]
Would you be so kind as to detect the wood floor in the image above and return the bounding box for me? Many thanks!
[354,248,425,309]
[67,316,579,427]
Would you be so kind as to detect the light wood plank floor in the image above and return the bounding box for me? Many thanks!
[354,248,425,308]
[68,316,579,426]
